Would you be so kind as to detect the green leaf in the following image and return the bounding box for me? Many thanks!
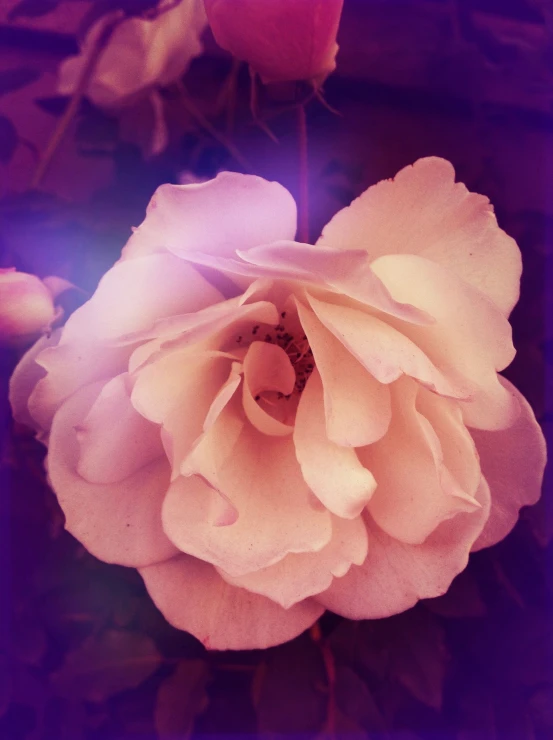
[155,659,210,739]
[334,665,387,733]
[50,629,162,703]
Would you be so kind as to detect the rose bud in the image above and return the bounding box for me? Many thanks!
[204,0,344,86]
[0,269,57,343]
[10,159,546,650]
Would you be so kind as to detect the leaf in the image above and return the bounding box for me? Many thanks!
[50,629,162,703]
[154,659,210,739]
[0,68,41,97]
[255,633,328,734]
[7,0,60,20]
[334,665,387,733]
[0,116,17,164]
[387,607,447,710]
[423,568,486,619]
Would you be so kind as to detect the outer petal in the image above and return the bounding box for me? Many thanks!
[61,253,222,344]
[165,402,333,577]
[297,300,391,447]
[121,173,297,262]
[470,377,547,550]
[218,514,368,609]
[360,379,480,545]
[307,293,469,398]
[48,382,178,567]
[316,478,491,619]
[139,555,324,651]
[8,330,61,431]
[76,374,164,484]
[294,370,377,519]
[318,157,522,316]
[0,271,55,340]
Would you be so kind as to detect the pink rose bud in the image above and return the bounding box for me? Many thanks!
[204,0,344,86]
[0,269,56,343]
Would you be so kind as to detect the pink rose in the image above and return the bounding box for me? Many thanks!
[0,269,61,343]
[204,0,344,86]
[9,158,546,650]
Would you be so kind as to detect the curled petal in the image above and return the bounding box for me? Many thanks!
[297,300,391,447]
[218,514,368,608]
[48,382,178,567]
[139,555,324,651]
[0,270,55,341]
[294,370,377,519]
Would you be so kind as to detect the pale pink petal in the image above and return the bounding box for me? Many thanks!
[316,478,491,619]
[294,370,376,519]
[28,341,134,432]
[296,300,391,446]
[471,377,547,550]
[121,173,297,262]
[218,514,368,608]
[360,380,481,545]
[139,555,324,650]
[371,253,518,430]
[127,298,279,372]
[132,351,234,478]
[307,293,470,399]
[238,241,433,325]
[242,341,295,437]
[76,374,164,484]
[61,253,222,345]
[48,382,178,567]
[165,404,332,576]
[8,330,61,431]
[318,157,522,316]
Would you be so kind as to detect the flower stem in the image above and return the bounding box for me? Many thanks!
[177,82,253,172]
[30,14,123,189]
[297,102,309,243]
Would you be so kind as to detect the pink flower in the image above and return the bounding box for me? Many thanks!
[0,269,57,343]
[9,158,546,650]
[204,0,344,86]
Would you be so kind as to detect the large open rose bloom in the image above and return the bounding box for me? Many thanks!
[10,158,546,650]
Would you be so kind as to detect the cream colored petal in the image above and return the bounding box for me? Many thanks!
[318,157,521,316]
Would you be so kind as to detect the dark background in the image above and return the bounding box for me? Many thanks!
[1,0,552,737]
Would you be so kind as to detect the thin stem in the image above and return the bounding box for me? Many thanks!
[297,102,309,243]
[177,82,253,172]
[31,14,123,189]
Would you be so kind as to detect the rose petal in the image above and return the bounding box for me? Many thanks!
[48,382,178,567]
[370,253,518,430]
[8,330,61,431]
[242,341,295,437]
[218,514,368,608]
[318,157,522,316]
[316,478,491,619]
[139,555,324,650]
[470,377,547,550]
[165,402,333,576]
[122,173,297,262]
[306,293,469,398]
[238,241,433,325]
[360,379,481,545]
[76,374,164,484]
[296,300,391,446]
[61,253,222,345]
[294,370,377,519]
[0,271,55,340]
